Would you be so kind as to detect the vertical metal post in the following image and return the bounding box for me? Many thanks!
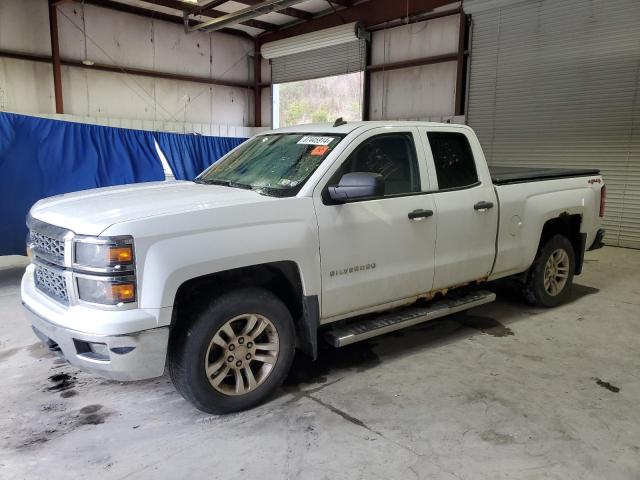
[454,12,467,117]
[253,41,262,127]
[49,1,64,114]
[362,38,372,121]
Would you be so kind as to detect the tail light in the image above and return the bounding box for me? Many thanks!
[599,184,607,218]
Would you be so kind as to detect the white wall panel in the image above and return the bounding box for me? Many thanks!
[0,0,50,54]
[260,87,271,127]
[0,0,254,131]
[370,61,457,120]
[369,14,461,120]
[0,58,54,114]
[371,15,459,64]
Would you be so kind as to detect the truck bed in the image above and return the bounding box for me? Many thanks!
[489,166,600,185]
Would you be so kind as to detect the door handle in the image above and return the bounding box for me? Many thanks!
[408,209,434,220]
[474,201,494,210]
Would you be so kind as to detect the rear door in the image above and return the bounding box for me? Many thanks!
[313,127,437,321]
[419,127,498,289]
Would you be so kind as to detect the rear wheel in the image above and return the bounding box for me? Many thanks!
[523,234,575,307]
[169,288,295,414]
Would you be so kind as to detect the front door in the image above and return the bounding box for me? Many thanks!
[313,127,438,321]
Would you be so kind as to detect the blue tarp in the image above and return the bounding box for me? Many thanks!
[0,112,246,255]
[155,131,245,181]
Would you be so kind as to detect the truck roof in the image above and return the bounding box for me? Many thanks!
[266,120,468,135]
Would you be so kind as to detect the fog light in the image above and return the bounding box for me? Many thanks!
[74,339,110,361]
[89,342,109,357]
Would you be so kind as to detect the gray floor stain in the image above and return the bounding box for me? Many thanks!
[459,315,515,337]
[594,378,620,393]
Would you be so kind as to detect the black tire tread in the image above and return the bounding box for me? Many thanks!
[522,234,575,308]
[168,287,295,414]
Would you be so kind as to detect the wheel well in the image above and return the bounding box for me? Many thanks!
[172,261,304,324]
[538,214,584,274]
[170,261,319,358]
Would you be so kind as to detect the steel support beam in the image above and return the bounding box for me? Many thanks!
[454,13,468,116]
[188,0,307,33]
[0,49,255,89]
[48,2,64,114]
[139,0,279,31]
[258,0,455,44]
[253,43,262,127]
[79,0,252,39]
[367,7,461,32]
[366,52,458,73]
[362,40,371,121]
[235,0,312,20]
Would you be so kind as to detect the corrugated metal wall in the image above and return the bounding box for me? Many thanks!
[466,0,640,248]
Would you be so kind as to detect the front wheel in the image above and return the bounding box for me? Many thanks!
[523,234,575,307]
[168,288,295,414]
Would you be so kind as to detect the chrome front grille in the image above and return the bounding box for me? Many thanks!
[34,263,69,305]
[30,230,65,263]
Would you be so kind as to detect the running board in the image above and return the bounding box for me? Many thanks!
[324,290,496,347]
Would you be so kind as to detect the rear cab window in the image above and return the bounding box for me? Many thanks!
[427,132,479,190]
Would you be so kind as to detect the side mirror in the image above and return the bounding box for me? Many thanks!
[328,172,385,203]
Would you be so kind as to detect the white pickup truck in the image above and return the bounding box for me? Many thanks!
[22,121,606,413]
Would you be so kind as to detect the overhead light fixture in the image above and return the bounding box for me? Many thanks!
[82,59,94,66]
[181,0,199,3]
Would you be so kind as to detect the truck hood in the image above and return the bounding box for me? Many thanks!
[30,181,273,235]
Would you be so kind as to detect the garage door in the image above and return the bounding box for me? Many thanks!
[465,0,640,248]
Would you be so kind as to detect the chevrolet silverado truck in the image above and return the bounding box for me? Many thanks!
[22,121,606,413]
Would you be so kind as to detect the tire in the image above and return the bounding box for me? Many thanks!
[168,287,295,414]
[523,234,575,307]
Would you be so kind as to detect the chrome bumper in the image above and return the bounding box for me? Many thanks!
[24,303,169,381]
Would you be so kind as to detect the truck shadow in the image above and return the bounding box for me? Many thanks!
[284,281,600,389]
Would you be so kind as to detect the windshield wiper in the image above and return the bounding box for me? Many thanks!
[194,178,256,191]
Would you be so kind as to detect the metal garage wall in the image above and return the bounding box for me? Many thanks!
[466,0,640,248]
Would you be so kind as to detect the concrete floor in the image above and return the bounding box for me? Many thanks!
[0,247,639,480]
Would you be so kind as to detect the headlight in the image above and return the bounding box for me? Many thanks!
[77,277,136,305]
[74,237,134,271]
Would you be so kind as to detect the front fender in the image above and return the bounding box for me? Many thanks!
[102,198,321,315]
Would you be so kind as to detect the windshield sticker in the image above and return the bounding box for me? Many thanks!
[310,145,330,156]
[297,136,335,146]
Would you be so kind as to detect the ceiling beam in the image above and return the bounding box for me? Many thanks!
[235,0,312,20]
[138,0,280,31]
[79,0,252,38]
[191,0,228,14]
[325,0,353,7]
[188,0,307,33]
[258,0,457,44]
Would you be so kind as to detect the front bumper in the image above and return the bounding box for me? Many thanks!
[21,265,169,381]
[24,303,169,381]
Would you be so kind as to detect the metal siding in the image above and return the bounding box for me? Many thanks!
[467,0,640,248]
[271,39,366,84]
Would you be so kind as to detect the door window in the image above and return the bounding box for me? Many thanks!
[329,133,421,197]
[427,132,478,189]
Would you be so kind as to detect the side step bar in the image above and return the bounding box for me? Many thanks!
[324,290,496,347]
